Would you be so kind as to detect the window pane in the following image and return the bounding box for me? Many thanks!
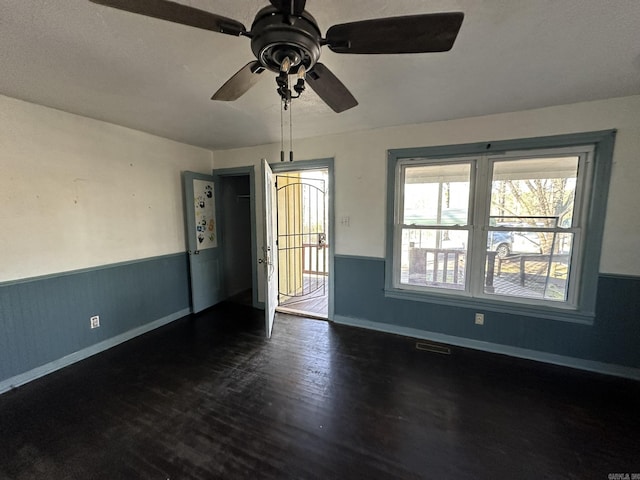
[490,156,579,228]
[487,230,542,258]
[403,163,471,226]
[400,228,467,290]
[484,232,574,301]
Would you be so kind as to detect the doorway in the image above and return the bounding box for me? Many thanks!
[271,160,333,319]
[215,167,259,308]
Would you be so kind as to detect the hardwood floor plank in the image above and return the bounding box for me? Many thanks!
[0,303,638,479]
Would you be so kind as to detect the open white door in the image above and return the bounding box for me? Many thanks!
[261,159,279,338]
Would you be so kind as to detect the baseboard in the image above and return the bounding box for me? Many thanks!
[333,314,640,381]
[0,308,191,395]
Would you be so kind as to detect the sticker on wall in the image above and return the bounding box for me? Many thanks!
[193,179,217,249]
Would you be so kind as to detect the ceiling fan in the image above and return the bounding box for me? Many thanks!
[88,0,464,113]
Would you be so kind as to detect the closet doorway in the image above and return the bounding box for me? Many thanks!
[215,167,259,308]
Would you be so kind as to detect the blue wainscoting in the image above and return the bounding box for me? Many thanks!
[334,255,640,379]
[0,253,191,392]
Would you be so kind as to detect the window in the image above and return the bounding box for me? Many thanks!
[399,161,472,291]
[386,131,615,321]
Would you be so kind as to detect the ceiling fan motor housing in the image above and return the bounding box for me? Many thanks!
[250,6,322,74]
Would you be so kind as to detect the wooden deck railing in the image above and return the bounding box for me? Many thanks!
[409,248,466,285]
[409,247,569,293]
[302,243,328,275]
[496,253,570,286]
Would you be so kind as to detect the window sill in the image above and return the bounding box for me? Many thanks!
[383,287,595,325]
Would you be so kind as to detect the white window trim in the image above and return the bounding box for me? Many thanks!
[385,131,615,324]
[393,156,477,297]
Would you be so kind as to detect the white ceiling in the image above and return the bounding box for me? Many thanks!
[2,0,640,150]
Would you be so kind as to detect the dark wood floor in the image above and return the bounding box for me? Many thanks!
[1,304,639,479]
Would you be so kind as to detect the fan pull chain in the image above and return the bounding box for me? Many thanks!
[289,100,293,162]
[280,98,285,162]
[276,56,296,162]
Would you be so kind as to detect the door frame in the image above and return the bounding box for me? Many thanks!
[270,158,335,320]
[212,165,260,309]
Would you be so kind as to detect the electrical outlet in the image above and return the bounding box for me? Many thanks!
[90,315,100,329]
[475,313,484,325]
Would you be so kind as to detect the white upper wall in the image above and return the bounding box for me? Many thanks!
[0,95,213,282]
[214,95,640,277]
[2,94,637,284]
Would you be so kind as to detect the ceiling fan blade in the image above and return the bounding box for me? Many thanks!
[212,61,266,101]
[88,0,246,36]
[326,12,464,54]
[306,63,358,113]
[269,0,306,16]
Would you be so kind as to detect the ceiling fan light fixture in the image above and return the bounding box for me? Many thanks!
[88,0,464,114]
[293,64,306,96]
[280,56,292,73]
